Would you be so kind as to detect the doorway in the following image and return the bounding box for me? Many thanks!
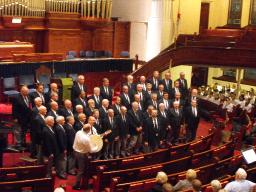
[199,3,210,33]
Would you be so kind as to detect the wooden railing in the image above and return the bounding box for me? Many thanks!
[131,28,256,78]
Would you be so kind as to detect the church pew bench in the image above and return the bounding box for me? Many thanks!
[0,165,46,181]
[0,177,54,192]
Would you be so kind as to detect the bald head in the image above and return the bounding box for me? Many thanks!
[20,86,29,96]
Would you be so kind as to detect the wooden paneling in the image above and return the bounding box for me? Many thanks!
[0,14,131,57]
[113,22,131,57]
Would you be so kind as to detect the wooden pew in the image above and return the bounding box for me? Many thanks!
[0,165,47,181]
[0,177,54,192]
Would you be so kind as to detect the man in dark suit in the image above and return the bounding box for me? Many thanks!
[144,110,163,151]
[71,75,87,102]
[59,99,74,119]
[161,72,172,93]
[138,76,147,91]
[120,85,132,109]
[170,80,182,100]
[46,92,59,111]
[157,84,165,101]
[185,88,199,107]
[147,71,161,91]
[85,99,95,117]
[64,116,76,175]
[145,83,153,102]
[122,75,136,94]
[171,92,185,109]
[185,100,200,141]
[142,105,154,122]
[74,105,84,122]
[31,97,43,119]
[31,106,47,161]
[147,92,159,110]
[12,86,32,148]
[87,87,103,109]
[102,109,119,159]
[99,99,110,120]
[93,109,104,135]
[42,116,59,178]
[74,91,87,111]
[158,103,171,145]
[176,72,188,99]
[117,106,130,157]
[127,102,143,155]
[100,78,113,103]
[30,83,46,107]
[112,96,121,116]
[134,94,145,111]
[47,101,60,121]
[133,84,146,105]
[169,101,184,144]
[159,92,171,110]
[45,83,59,105]
[74,113,86,132]
[54,116,67,179]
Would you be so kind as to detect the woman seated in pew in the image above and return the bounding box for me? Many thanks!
[173,169,197,191]
[210,179,222,192]
[149,171,169,192]
[192,179,202,192]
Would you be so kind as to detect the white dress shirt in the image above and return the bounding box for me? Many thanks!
[73,129,98,154]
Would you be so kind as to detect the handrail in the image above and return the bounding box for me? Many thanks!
[131,45,256,78]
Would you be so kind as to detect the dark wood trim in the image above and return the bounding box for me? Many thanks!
[241,79,256,86]
[212,76,237,83]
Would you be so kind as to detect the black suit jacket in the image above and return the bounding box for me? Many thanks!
[161,79,173,92]
[127,110,143,135]
[159,98,171,109]
[74,121,84,132]
[54,124,67,154]
[47,110,59,120]
[93,119,104,134]
[120,93,132,109]
[185,106,200,128]
[116,114,130,138]
[169,108,184,128]
[12,94,32,125]
[74,97,87,110]
[170,99,185,109]
[87,95,103,109]
[99,107,109,120]
[112,104,121,116]
[30,91,46,106]
[84,107,94,117]
[169,88,182,99]
[33,114,45,144]
[58,107,74,119]
[42,126,59,157]
[144,117,163,144]
[122,82,136,94]
[156,91,164,101]
[31,107,39,119]
[176,78,188,98]
[147,99,159,110]
[71,82,87,101]
[102,117,119,141]
[64,123,76,153]
[147,78,161,91]
[100,86,113,102]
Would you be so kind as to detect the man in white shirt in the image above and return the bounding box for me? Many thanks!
[72,124,98,190]
[224,168,255,192]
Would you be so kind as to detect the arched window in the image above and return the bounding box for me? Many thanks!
[250,0,256,25]
[228,0,242,25]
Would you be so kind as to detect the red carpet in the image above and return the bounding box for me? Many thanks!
[2,120,213,191]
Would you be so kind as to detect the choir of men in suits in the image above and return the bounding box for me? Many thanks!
[11,71,203,185]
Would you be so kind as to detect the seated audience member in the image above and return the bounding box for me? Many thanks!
[162,183,173,192]
[150,171,168,192]
[245,121,256,145]
[173,169,197,191]
[224,168,255,192]
[192,179,202,192]
[210,179,222,192]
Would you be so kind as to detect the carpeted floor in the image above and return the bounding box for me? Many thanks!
[2,119,214,191]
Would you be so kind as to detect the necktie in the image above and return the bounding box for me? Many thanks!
[162,112,166,118]
[68,110,73,116]
[79,84,83,91]
[164,100,168,109]
[24,96,29,107]
[96,96,99,104]
[140,92,143,100]
[193,107,197,117]
[153,101,157,108]
[125,94,130,103]
[139,103,142,110]
[122,115,126,122]
[110,118,113,127]
[154,118,158,129]
[105,87,109,95]
[82,99,86,106]
[175,109,179,115]
[166,80,169,88]
[117,105,120,113]
[39,93,45,103]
